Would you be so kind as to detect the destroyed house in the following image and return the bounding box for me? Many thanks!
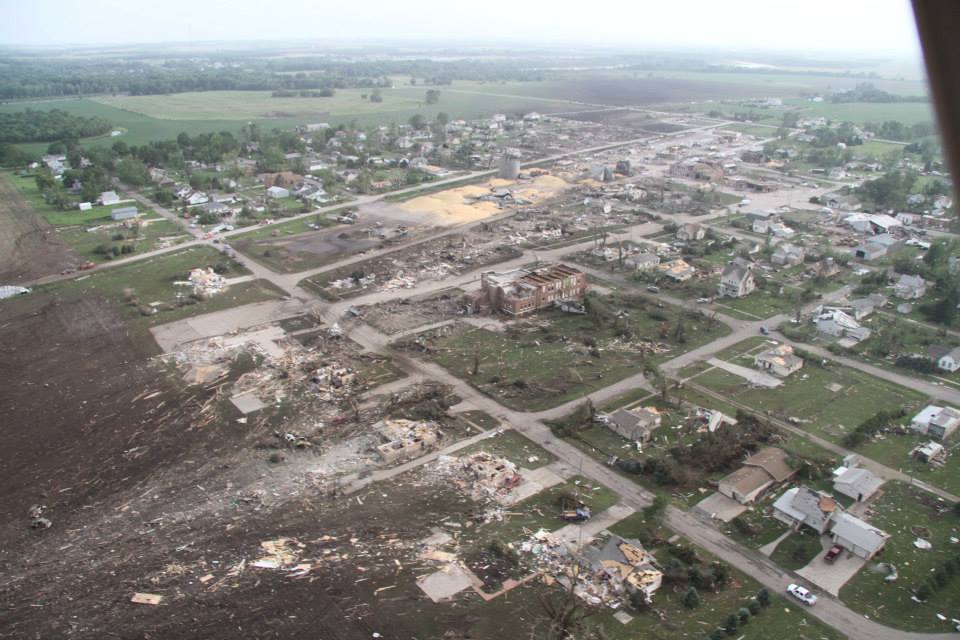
[479,264,587,316]
[581,535,663,603]
[375,419,441,464]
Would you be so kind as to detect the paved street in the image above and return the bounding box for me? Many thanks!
[22,129,960,640]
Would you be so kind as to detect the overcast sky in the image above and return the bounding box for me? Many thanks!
[2,0,921,57]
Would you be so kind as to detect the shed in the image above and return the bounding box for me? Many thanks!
[110,206,139,221]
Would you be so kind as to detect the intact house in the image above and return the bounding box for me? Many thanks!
[911,405,960,440]
[773,486,839,534]
[830,513,890,560]
[832,466,883,502]
[848,294,887,320]
[717,261,755,298]
[657,259,696,282]
[718,447,796,505]
[473,264,587,316]
[676,223,705,242]
[266,185,291,199]
[602,407,662,444]
[580,535,663,604]
[771,243,805,267]
[929,345,960,373]
[754,343,804,377]
[625,252,660,271]
[893,274,927,300]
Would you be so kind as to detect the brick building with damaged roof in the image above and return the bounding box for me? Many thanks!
[472,263,587,316]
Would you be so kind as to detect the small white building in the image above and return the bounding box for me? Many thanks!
[267,186,291,199]
[100,190,120,206]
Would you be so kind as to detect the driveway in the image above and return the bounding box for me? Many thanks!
[796,537,868,596]
[695,492,747,522]
[707,357,782,388]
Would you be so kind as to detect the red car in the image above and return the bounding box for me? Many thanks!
[824,545,843,563]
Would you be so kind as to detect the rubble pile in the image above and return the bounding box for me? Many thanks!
[174,267,227,298]
[375,419,442,463]
[434,452,524,504]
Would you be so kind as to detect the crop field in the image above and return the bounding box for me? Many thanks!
[95,86,582,126]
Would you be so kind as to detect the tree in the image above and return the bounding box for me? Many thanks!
[435,111,449,126]
[642,494,669,523]
[370,89,383,103]
[737,607,751,623]
[425,89,440,104]
[756,587,771,607]
[683,586,700,609]
[409,114,427,131]
[724,614,738,636]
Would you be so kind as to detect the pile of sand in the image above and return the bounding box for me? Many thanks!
[400,175,572,225]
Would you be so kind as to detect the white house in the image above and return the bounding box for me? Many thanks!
[754,343,804,377]
[771,243,805,267]
[932,346,960,373]
[830,513,890,560]
[186,192,209,206]
[911,405,960,440]
[717,262,755,298]
[626,252,660,271]
[676,223,705,242]
[893,274,927,300]
[832,467,883,502]
[266,186,290,199]
[100,190,120,206]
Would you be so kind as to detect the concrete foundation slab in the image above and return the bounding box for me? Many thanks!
[417,563,474,602]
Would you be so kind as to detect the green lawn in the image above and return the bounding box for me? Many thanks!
[5,171,190,261]
[840,482,960,633]
[721,123,779,137]
[689,347,927,446]
[416,295,730,411]
[34,246,285,353]
[769,527,824,571]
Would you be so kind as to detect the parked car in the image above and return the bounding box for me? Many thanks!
[824,545,843,563]
[760,326,769,335]
[646,285,660,293]
[786,583,817,606]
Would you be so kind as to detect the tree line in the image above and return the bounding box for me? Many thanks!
[0,109,112,143]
